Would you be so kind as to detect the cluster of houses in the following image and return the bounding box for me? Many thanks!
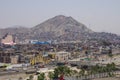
[0,34,120,68]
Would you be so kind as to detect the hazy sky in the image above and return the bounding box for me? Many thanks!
[0,0,120,34]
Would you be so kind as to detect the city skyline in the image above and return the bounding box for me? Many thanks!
[0,0,120,34]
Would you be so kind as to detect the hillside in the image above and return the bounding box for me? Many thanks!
[30,15,93,41]
[0,26,30,41]
[0,15,120,43]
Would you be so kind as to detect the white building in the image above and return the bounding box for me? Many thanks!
[55,51,71,62]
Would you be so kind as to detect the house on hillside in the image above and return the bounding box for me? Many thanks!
[1,34,16,45]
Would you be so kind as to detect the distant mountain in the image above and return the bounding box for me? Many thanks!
[0,26,30,41]
[0,15,120,43]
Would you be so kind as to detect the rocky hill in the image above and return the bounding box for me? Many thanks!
[0,15,120,43]
[30,15,93,41]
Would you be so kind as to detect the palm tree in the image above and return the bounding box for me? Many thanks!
[38,73,45,80]
[48,72,54,80]
[53,66,73,79]
[54,66,68,75]
[29,75,33,80]
[79,69,85,77]
[64,66,72,76]
[70,70,78,76]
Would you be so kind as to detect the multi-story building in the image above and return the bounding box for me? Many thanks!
[0,52,14,63]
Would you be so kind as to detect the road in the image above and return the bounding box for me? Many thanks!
[0,68,36,76]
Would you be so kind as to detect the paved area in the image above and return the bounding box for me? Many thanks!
[0,73,30,80]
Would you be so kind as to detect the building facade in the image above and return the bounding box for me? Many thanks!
[55,51,71,62]
[1,34,16,45]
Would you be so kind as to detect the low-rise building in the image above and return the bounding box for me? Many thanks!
[55,51,71,62]
[1,34,16,45]
[10,55,19,64]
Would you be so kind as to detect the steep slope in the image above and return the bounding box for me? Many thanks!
[0,15,119,43]
[31,15,93,41]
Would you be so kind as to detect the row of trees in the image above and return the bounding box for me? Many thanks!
[48,66,76,80]
[37,66,78,80]
[26,62,118,80]
[88,63,117,76]
[52,63,117,79]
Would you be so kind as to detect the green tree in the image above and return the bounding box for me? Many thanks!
[48,72,54,80]
[38,73,45,80]
[54,66,72,78]
[79,69,85,76]
[29,75,33,80]
[108,53,113,58]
